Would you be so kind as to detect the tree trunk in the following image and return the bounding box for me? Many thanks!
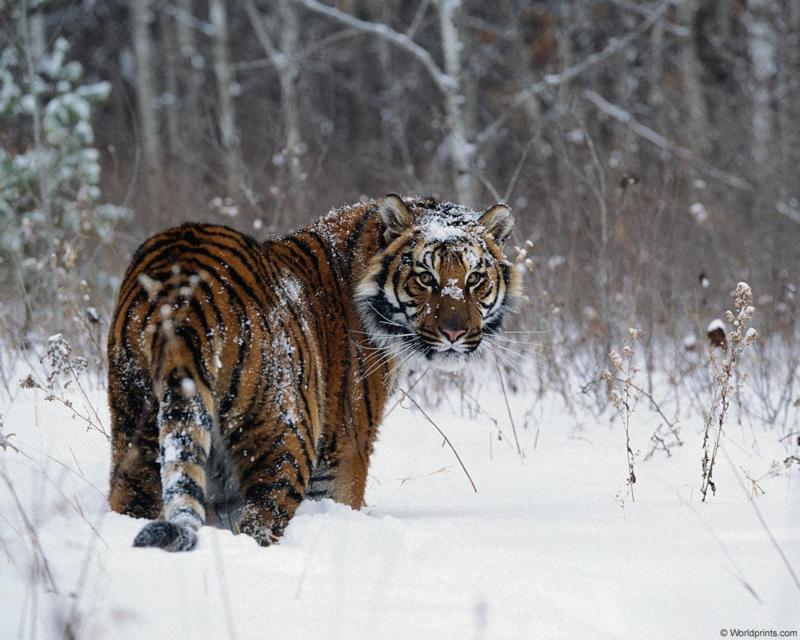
[131,0,162,197]
[648,14,665,131]
[160,10,180,163]
[678,0,709,153]
[209,0,243,197]
[244,0,305,225]
[436,0,474,206]
[174,0,205,210]
[278,0,305,220]
[745,0,777,170]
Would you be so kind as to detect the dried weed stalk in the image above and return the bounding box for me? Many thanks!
[700,282,758,501]
[603,328,641,501]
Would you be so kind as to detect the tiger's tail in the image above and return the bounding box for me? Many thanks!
[133,344,214,552]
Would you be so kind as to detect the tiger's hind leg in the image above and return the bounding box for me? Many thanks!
[133,372,213,552]
[233,413,317,546]
[108,360,161,519]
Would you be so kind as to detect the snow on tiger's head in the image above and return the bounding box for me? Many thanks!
[356,194,522,372]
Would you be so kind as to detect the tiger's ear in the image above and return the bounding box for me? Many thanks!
[379,194,413,242]
[479,203,514,244]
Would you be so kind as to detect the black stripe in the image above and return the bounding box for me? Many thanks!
[246,478,304,505]
[242,486,289,519]
[239,450,305,486]
[172,324,214,391]
[163,475,206,505]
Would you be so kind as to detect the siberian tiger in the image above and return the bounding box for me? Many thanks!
[108,195,521,551]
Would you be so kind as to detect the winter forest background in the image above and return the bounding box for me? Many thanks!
[2,0,800,374]
[1,1,799,638]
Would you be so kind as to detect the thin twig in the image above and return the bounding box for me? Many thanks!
[0,467,59,593]
[293,0,455,94]
[722,447,800,592]
[384,368,429,418]
[397,388,477,493]
[494,361,524,463]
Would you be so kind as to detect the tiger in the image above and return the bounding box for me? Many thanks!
[107,194,521,551]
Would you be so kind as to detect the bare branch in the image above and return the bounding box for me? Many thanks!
[582,89,753,191]
[613,0,689,37]
[243,0,281,66]
[475,1,671,147]
[405,0,431,39]
[293,0,456,94]
[161,3,215,36]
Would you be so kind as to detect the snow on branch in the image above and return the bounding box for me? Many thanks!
[581,89,753,192]
[293,0,457,94]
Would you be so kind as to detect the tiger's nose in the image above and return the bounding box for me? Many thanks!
[442,328,466,342]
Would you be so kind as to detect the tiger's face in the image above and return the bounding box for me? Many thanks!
[356,195,522,372]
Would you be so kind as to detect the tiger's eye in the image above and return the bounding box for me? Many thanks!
[417,272,435,287]
[466,272,483,287]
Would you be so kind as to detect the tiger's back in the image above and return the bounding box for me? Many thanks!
[108,196,520,551]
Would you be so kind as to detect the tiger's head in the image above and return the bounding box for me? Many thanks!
[356,194,522,372]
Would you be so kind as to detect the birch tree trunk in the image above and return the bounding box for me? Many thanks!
[376,1,396,168]
[745,0,777,170]
[777,0,800,173]
[131,0,162,194]
[278,0,305,218]
[160,9,180,164]
[648,15,665,131]
[677,0,709,153]
[175,0,204,208]
[209,0,243,196]
[436,0,474,206]
[244,0,305,224]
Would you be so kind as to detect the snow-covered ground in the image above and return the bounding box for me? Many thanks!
[0,367,798,640]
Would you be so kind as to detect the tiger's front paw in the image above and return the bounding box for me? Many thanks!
[238,505,282,547]
[133,521,198,552]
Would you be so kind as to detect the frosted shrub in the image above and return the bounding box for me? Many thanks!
[0,31,128,339]
[43,333,88,389]
[20,333,106,438]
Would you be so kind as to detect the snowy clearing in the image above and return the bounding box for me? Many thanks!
[0,369,798,640]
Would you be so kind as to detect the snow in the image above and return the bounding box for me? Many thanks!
[277,273,304,305]
[441,279,464,301]
[418,216,471,244]
[0,366,797,639]
[181,377,196,399]
[415,202,484,245]
[708,318,726,333]
[689,202,709,224]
